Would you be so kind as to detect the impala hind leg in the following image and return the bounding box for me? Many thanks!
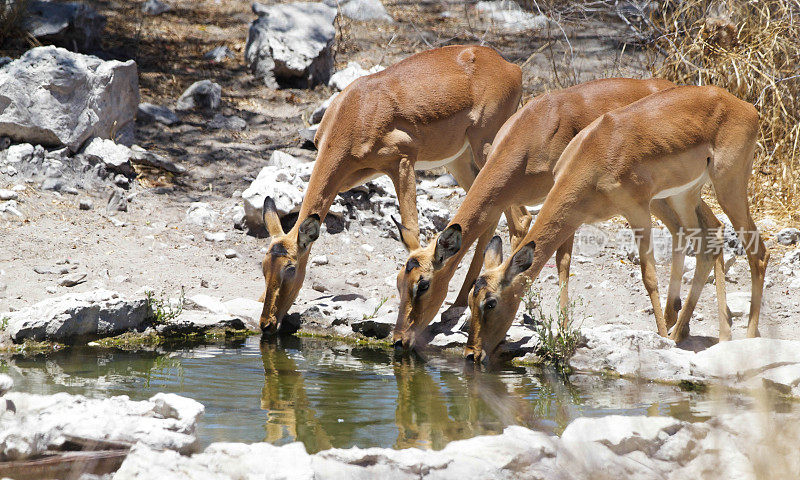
[697,201,731,341]
[713,186,768,338]
[506,206,532,249]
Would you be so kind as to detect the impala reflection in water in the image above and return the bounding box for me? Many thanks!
[5,336,791,453]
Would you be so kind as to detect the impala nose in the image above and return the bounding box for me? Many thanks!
[393,340,403,349]
[465,353,475,362]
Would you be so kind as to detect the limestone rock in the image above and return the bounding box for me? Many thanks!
[245,2,336,88]
[3,289,150,343]
[0,47,138,151]
[475,1,550,32]
[185,202,218,227]
[137,103,179,125]
[175,80,221,111]
[328,61,385,91]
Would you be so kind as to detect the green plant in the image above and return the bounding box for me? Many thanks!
[0,316,9,331]
[145,287,185,325]
[521,282,584,375]
[362,296,389,321]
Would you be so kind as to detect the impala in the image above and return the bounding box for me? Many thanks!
[466,85,767,362]
[392,77,728,350]
[257,45,523,332]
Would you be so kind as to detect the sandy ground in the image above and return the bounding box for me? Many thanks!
[1,0,799,343]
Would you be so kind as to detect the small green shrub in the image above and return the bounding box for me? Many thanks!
[362,296,389,321]
[145,287,185,325]
[521,283,584,375]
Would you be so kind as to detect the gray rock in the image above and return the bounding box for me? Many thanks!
[350,312,394,339]
[0,200,23,218]
[2,289,150,342]
[24,1,107,52]
[208,113,246,131]
[3,143,35,163]
[245,2,336,88]
[760,363,800,395]
[0,47,138,152]
[726,291,751,318]
[185,202,217,227]
[129,145,185,174]
[691,337,800,379]
[241,151,311,230]
[107,189,128,212]
[156,311,247,336]
[0,57,11,68]
[175,80,221,111]
[82,138,134,175]
[328,62,384,91]
[311,255,329,266]
[59,272,87,287]
[137,103,179,125]
[142,0,172,15]
[0,391,202,461]
[339,0,393,22]
[224,249,238,259]
[204,46,234,62]
[0,189,17,201]
[775,227,800,246]
[309,92,338,124]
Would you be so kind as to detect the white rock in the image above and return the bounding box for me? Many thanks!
[561,415,681,455]
[245,2,337,88]
[224,249,238,259]
[3,289,149,342]
[203,231,226,242]
[0,189,17,200]
[241,152,311,230]
[775,227,800,246]
[475,1,550,32]
[338,0,393,22]
[3,143,34,163]
[223,298,263,328]
[760,363,800,394]
[142,0,171,15]
[0,391,201,461]
[360,244,374,253]
[311,255,329,266]
[328,61,385,91]
[0,47,138,151]
[692,338,800,379]
[185,202,218,227]
[0,374,13,396]
[726,291,751,318]
[82,137,133,174]
[186,294,228,314]
[150,392,204,426]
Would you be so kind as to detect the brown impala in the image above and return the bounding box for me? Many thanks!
[393,77,726,350]
[257,45,524,332]
[467,85,767,363]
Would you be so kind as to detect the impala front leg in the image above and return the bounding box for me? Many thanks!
[389,157,420,243]
[630,216,668,337]
[556,234,574,323]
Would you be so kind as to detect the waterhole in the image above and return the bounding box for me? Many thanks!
[5,336,794,453]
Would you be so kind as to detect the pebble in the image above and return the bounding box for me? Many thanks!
[114,174,130,187]
[109,217,126,227]
[0,189,17,200]
[360,244,374,253]
[11,185,25,192]
[79,199,93,210]
[776,227,800,246]
[312,282,328,292]
[59,272,87,287]
[63,187,79,195]
[224,249,238,259]
[345,279,360,287]
[204,231,226,242]
[46,286,57,294]
[311,255,329,266]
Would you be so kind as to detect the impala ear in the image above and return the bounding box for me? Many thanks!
[297,214,320,252]
[433,224,462,269]
[504,240,535,284]
[391,216,420,251]
[262,197,285,237]
[484,236,503,269]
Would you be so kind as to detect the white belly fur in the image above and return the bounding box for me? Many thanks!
[415,139,470,170]
[652,170,709,200]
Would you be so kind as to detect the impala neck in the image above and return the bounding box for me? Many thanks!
[294,149,349,228]
[447,188,508,264]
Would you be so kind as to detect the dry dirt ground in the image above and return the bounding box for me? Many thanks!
[1,0,799,343]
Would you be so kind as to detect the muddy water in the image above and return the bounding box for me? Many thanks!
[3,336,793,453]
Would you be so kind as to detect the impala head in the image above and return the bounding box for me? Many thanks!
[259,197,320,334]
[393,218,462,350]
[465,237,536,364]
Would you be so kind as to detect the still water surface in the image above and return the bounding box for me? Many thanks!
[5,336,788,453]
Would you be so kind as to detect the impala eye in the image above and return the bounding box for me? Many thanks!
[417,279,430,293]
[484,298,497,310]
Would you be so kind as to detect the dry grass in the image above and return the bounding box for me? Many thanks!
[643,0,800,220]
[0,0,29,46]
